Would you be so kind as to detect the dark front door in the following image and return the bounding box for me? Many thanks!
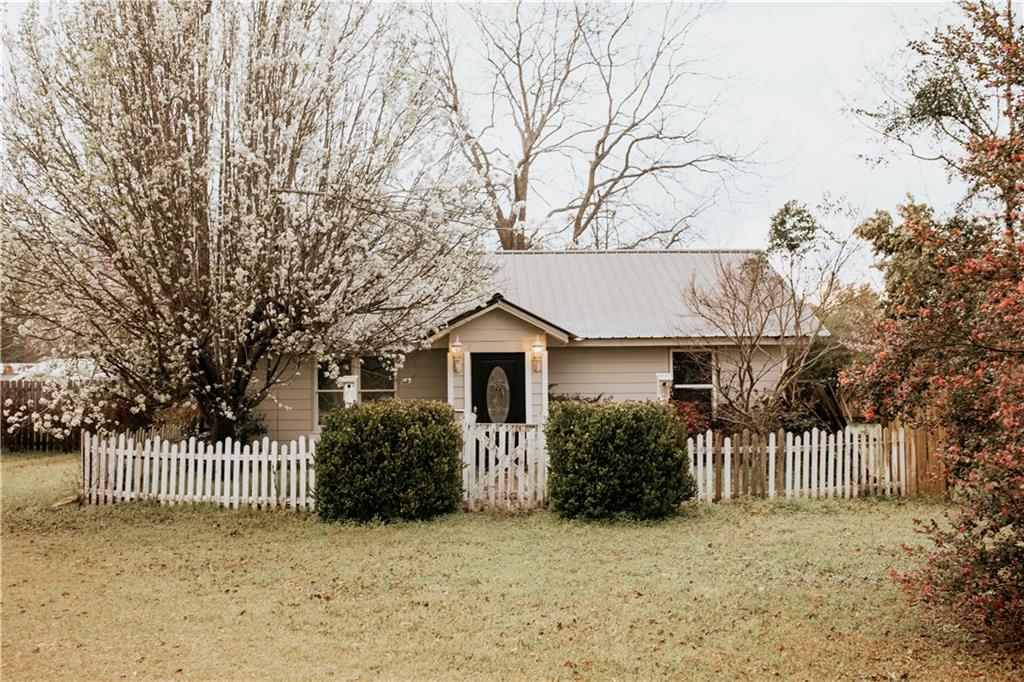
[471,353,526,424]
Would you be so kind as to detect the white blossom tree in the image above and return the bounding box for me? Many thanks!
[2,2,490,439]
[427,2,743,250]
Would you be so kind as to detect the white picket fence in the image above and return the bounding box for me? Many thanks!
[81,432,316,509]
[81,424,550,512]
[686,425,944,503]
[461,422,547,510]
[82,423,941,512]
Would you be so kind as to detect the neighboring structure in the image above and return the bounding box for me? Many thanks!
[0,358,100,382]
[256,250,789,441]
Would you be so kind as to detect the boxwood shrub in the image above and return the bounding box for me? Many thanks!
[314,400,462,522]
[546,400,696,520]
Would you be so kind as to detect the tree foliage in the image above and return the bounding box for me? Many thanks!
[847,0,1024,638]
[845,203,1023,637]
[1,2,488,438]
[859,0,1024,231]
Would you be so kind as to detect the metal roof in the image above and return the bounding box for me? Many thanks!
[483,250,767,340]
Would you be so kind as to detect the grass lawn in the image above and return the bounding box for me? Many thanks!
[2,451,1020,680]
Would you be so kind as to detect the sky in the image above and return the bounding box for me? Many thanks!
[687,2,963,256]
[2,1,966,280]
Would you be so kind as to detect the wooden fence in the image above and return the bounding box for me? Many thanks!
[686,425,945,502]
[0,379,81,451]
[462,422,547,510]
[81,432,315,509]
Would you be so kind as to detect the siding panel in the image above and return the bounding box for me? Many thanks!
[396,350,447,401]
[548,347,667,402]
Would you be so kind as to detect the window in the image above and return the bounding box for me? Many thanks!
[671,350,714,414]
[316,359,351,426]
[358,356,396,402]
[316,357,397,425]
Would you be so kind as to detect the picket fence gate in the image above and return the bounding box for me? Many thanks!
[686,424,945,503]
[81,432,316,510]
[461,422,547,510]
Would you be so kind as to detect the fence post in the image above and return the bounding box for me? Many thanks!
[767,431,776,499]
[704,434,714,503]
[809,428,818,499]
[696,432,705,501]
[713,432,723,502]
[784,431,793,499]
[722,437,732,501]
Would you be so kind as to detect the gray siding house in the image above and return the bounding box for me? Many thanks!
[256,250,785,442]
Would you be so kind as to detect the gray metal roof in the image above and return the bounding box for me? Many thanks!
[485,250,765,340]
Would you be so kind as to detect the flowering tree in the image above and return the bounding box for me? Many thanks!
[848,0,1023,636]
[427,2,742,250]
[845,204,1023,637]
[859,0,1023,231]
[1,2,489,439]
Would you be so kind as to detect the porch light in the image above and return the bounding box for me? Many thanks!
[531,336,544,373]
[451,336,465,375]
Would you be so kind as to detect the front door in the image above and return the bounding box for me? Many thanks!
[471,353,526,424]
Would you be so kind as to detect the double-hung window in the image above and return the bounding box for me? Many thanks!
[316,359,352,426]
[671,350,714,414]
[357,356,396,402]
[315,357,396,425]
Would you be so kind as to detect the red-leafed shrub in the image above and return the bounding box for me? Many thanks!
[670,399,711,435]
[844,203,1024,640]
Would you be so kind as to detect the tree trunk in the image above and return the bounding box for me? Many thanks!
[200,404,237,442]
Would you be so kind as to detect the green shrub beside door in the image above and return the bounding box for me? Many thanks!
[545,400,696,520]
[314,400,462,522]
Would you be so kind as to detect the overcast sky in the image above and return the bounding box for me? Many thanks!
[688,1,963,256]
[3,1,966,278]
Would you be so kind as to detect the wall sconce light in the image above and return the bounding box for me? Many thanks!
[451,336,464,375]
[532,336,544,373]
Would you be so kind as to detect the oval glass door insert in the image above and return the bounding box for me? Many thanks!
[485,366,511,423]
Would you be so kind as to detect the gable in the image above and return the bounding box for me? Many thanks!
[432,295,572,346]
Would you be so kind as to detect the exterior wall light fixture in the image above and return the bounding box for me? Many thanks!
[451,336,465,375]
[532,336,544,373]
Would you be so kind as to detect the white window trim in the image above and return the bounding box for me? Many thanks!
[668,349,716,410]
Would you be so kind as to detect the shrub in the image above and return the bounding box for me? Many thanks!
[546,401,696,520]
[314,400,463,522]
[669,399,711,434]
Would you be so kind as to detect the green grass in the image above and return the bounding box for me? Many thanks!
[2,451,1020,680]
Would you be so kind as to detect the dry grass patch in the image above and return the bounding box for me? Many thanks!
[2,451,1020,680]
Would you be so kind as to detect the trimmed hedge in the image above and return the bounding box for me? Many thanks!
[314,400,462,522]
[546,401,696,520]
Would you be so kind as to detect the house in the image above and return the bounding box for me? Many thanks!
[255,250,787,441]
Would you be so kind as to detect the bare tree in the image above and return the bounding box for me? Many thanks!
[680,201,856,432]
[427,2,743,250]
[2,2,488,439]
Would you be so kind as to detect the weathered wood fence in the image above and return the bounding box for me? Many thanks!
[81,432,316,509]
[0,380,81,451]
[686,425,945,502]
